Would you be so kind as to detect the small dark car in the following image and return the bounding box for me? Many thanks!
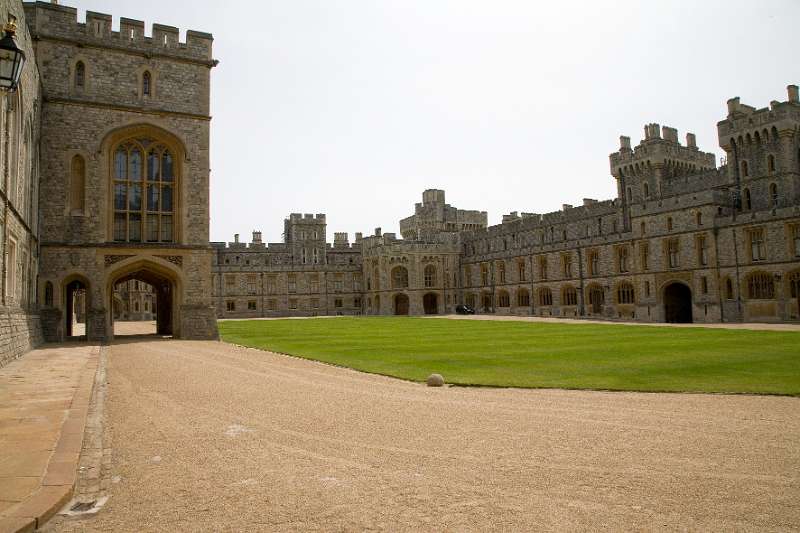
[455,304,475,315]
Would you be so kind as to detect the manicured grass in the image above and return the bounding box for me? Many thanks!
[219,317,800,395]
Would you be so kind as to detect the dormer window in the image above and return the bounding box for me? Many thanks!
[142,71,152,97]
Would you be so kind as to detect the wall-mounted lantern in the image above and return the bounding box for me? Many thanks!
[0,17,26,92]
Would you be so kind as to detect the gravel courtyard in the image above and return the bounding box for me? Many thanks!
[52,337,799,531]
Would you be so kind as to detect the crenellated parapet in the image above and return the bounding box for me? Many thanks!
[23,1,215,65]
[610,124,717,181]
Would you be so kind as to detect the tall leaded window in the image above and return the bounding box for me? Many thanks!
[749,228,765,262]
[747,272,774,299]
[113,138,175,243]
[617,282,635,304]
[392,266,409,289]
[424,265,436,288]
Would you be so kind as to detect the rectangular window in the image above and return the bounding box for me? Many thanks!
[667,239,680,268]
[517,260,526,282]
[794,225,800,257]
[697,235,708,266]
[289,299,298,310]
[226,301,235,312]
[481,264,489,285]
[267,299,276,311]
[246,274,257,295]
[617,247,629,273]
[334,274,344,292]
[588,251,599,277]
[354,297,361,308]
[288,274,297,293]
[497,262,506,284]
[353,273,362,291]
[749,229,766,261]
[225,275,236,293]
[640,242,649,271]
[247,300,257,311]
[311,298,319,309]
[539,256,548,280]
[562,254,572,278]
[645,280,651,297]
[266,276,277,294]
[335,298,343,308]
[701,276,708,294]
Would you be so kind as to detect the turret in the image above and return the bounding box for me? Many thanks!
[610,123,716,204]
[717,84,800,208]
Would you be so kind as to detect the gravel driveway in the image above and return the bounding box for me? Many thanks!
[50,337,800,531]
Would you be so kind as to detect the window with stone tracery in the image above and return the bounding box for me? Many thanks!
[113,138,175,243]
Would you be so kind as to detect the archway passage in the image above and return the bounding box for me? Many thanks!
[481,293,492,313]
[423,293,438,315]
[588,286,604,315]
[111,268,174,337]
[65,279,87,338]
[664,282,693,323]
[394,294,409,316]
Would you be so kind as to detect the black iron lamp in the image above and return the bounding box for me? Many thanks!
[0,17,25,92]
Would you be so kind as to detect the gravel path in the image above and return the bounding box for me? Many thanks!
[51,338,800,531]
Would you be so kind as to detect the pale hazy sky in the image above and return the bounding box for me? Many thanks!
[65,1,798,243]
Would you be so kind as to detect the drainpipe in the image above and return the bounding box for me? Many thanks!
[732,228,743,321]
[712,225,724,322]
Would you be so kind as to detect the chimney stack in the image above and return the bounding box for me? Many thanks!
[788,85,799,103]
[234,233,239,244]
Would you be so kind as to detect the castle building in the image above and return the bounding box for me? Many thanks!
[214,87,800,324]
[0,0,219,365]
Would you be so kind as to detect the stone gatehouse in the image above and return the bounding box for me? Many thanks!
[214,87,800,324]
[0,0,219,364]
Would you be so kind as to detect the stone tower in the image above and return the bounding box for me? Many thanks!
[25,2,219,341]
[283,213,327,266]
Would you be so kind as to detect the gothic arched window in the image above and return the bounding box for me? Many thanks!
[113,138,175,243]
[391,266,408,289]
[143,71,152,96]
[423,265,436,288]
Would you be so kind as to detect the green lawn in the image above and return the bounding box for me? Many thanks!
[219,317,800,395]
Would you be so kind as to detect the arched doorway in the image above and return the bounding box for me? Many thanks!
[588,285,604,315]
[394,293,409,316]
[64,277,89,338]
[481,292,492,313]
[107,260,180,338]
[663,282,693,323]
[423,293,438,315]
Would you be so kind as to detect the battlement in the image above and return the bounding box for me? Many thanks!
[287,213,326,224]
[717,84,800,151]
[23,1,215,64]
[610,122,716,179]
[333,232,350,247]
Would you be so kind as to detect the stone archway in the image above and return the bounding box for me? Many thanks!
[63,275,90,338]
[663,282,693,323]
[423,293,438,315]
[394,293,409,316]
[106,259,181,338]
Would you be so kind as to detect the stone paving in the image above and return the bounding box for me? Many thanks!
[0,343,100,533]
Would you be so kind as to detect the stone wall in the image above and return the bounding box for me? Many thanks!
[0,307,42,367]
